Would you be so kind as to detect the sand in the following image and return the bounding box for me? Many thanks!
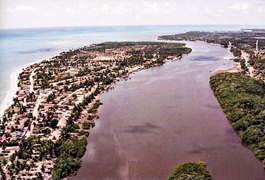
[0,56,54,119]
[0,68,21,118]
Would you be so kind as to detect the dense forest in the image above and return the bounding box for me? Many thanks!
[210,73,265,167]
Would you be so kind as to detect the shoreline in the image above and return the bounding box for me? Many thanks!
[213,62,241,75]
[0,39,226,120]
[70,40,265,180]
[210,72,265,171]
[0,68,20,118]
[159,34,265,172]
[0,41,192,179]
[0,43,95,119]
[0,39,261,179]
[0,53,68,119]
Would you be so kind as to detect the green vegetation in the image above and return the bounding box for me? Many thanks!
[53,137,87,180]
[230,47,242,57]
[49,119,58,129]
[90,42,191,65]
[82,122,90,130]
[159,44,192,58]
[159,31,265,80]
[253,58,265,70]
[210,73,265,167]
[87,100,102,114]
[17,136,57,159]
[78,130,89,137]
[2,136,58,177]
[168,162,212,180]
[251,55,265,79]
[1,41,193,179]
[93,41,186,52]
[47,93,56,102]
[73,123,80,130]
[1,141,19,147]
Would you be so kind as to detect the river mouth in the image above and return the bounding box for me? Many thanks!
[70,41,265,180]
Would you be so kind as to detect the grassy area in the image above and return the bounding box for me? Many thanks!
[168,162,212,180]
[210,73,265,167]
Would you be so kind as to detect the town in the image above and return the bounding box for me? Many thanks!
[0,41,191,179]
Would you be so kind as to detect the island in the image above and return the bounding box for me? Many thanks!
[160,30,265,169]
[168,162,212,180]
[0,41,191,179]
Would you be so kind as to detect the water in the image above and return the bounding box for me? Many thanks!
[70,41,265,180]
[1,25,265,179]
[1,24,265,113]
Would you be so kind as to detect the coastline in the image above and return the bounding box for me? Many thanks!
[0,54,64,118]
[0,68,20,118]
[0,41,192,179]
[1,25,264,179]
[0,41,95,119]
[1,38,262,179]
[0,39,216,121]
[70,40,265,180]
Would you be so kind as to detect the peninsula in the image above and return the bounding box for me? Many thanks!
[0,41,191,179]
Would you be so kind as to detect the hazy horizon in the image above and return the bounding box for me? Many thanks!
[1,0,265,29]
[2,24,265,31]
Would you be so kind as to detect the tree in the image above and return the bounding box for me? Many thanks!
[50,119,58,129]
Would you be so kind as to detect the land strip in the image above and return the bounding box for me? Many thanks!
[0,41,191,179]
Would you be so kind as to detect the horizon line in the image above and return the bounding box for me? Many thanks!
[1,24,265,30]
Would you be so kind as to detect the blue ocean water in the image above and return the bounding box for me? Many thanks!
[0,25,265,112]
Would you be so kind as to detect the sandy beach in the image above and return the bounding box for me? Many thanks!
[213,62,242,74]
[0,68,20,118]
[213,47,241,74]
[0,56,55,118]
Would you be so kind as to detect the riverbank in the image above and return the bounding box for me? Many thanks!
[158,30,265,81]
[70,40,265,180]
[160,31,265,170]
[0,41,191,179]
[210,72,265,169]
[213,62,241,74]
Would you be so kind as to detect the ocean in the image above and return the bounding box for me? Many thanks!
[1,24,265,116]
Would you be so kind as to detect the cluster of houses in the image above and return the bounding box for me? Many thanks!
[0,42,184,179]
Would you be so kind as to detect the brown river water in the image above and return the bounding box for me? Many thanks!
[70,41,265,180]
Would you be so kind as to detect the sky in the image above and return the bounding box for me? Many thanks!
[0,0,265,29]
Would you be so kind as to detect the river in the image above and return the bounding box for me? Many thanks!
[70,41,265,180]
